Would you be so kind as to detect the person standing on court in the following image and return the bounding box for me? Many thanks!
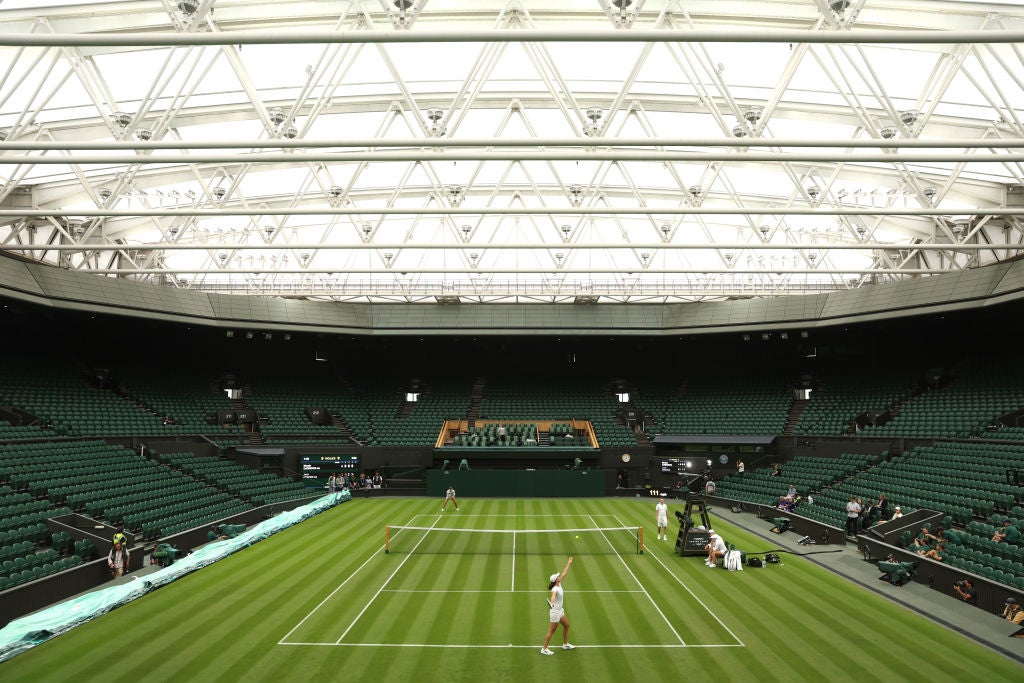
[655,493,669,541]
[441,485,459,511]
[540,556,575,655]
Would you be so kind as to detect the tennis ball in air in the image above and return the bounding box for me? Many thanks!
[575,535,580,539]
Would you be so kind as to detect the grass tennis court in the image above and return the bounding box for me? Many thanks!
[2,498,1021,682]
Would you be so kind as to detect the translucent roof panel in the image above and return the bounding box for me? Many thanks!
[1,0,1023,303]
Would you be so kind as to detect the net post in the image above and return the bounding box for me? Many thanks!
[385,525,390,554]
[638,526,644,554]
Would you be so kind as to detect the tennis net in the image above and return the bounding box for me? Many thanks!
[384,525,643,555]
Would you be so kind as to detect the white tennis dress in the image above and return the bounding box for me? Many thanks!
[549,584,565,623]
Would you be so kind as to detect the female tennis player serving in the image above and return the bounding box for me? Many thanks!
[540,556,575,655]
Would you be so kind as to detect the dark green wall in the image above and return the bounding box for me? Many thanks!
[427,470,604,497]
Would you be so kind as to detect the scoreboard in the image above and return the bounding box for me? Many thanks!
[301,454,361,486]
[660,457,688,475]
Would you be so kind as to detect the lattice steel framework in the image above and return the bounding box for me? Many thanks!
[1,0,1023,303]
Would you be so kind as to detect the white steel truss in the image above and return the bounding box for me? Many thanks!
[1,0,1023,304]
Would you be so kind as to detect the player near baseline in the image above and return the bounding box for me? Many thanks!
[540,556,575,655]
[441,485,459,511]
[655,492,669,540]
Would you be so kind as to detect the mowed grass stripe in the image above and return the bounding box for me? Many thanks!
[3,498,1022,683]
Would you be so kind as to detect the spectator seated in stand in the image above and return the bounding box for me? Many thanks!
[777,494,799,513]
[918,543,947,562]
[910,527,936,550]
[992,520,1019,544]
[770,517,791,534]
[883,505,903,523]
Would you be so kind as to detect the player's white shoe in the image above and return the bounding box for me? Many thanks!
[540,648,554,656]
[562,643,575,650]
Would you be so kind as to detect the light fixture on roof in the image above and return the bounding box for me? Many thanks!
[68,219,85,238]
[469,252,479,266]
[952,219,969,238]
[114,112,133,128]
[732,124,747,138]
[361,222,372,238]
[899,110,920,126]
[880,127,898,139]
[661,223,671,239]
[268,107,286,126]
[923,186,937,202]
[568,184,584,207]
[328,185,343,201]
[263,224,275,239]
[383,252,394,267]
[0,128,8,141]
[300,252,311,265]
[167,225,180,238]
[688,185,703,206]
[212,187,226,202]
[807,185,820,202]
[724,251,735,265]
[807,251,818,264]
[555,252,565,268]
[829,0,850,13]
[855,225,867,238]
[97,187,112,202]
[283,125,298,139]
[560,224,572,242]
[135,128,153,141]
[426,108,446,137]
[640,252,650,266]
[177,0,199,15]
[743,106,762,124]
[759,225,769,238]
[584,107,603,136]
[461,224,472,241]
[217,251,228,264]
[446,184,464,207]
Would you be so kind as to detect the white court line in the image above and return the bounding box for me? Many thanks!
[279,514,421,645]
[380,589,644,594]
[589,515,687,647]
[334,516,443,644]
[511,529,516,592]
[613,513,745,648]
[281,642,742,649]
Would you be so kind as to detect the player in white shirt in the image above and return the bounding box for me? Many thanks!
[441,485,459,511]
[705,529,727,568]
[655,494,669,540]
[540,556,574,655]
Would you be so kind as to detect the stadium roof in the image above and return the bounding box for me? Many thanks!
[1,0,1023,304]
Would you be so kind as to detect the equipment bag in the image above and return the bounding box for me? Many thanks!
[723,549,744,572]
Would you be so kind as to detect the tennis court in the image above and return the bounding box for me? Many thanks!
[4,498,1021,683]
[280,512,741,650]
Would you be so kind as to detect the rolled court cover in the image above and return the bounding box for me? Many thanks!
[384,526,644,555]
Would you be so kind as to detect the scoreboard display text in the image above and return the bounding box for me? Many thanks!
[301,455,361,486]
